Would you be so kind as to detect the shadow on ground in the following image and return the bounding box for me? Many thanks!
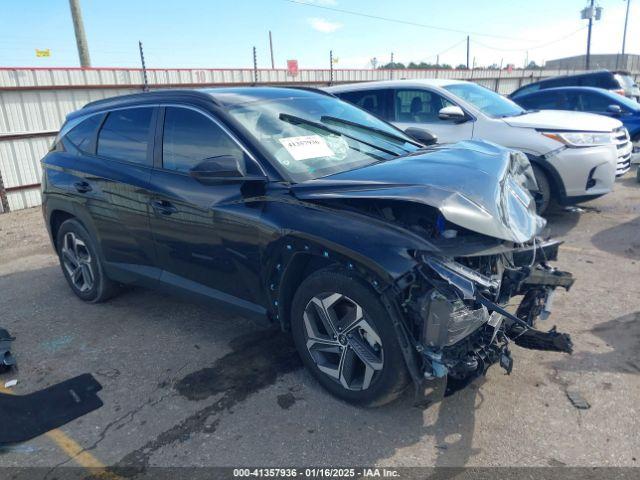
[550,311,640,376]
[0,264,485,470]
[591,216,640,260]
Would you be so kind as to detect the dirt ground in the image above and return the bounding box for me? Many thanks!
[0,173,638,474]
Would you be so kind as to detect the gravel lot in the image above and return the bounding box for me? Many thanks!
[0,174,638,473]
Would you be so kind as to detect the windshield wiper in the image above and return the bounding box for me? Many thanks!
[278,113,400,157]
[319,115,421,149]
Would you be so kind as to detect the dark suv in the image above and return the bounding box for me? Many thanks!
[511,70,640,102]
[42,87,574,406]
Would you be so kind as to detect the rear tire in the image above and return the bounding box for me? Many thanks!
[56,219,118,303]
[532,165,553,214]
[291,268,410,407]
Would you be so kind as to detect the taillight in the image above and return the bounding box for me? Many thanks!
[612,89,626,96]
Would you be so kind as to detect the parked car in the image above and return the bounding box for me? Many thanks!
[512,86,639,176]
[510,70,640,102]
[328,79,624,213]
[42,87,574,406]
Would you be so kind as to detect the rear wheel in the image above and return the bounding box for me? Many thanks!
[291,268,410,407]
[56,219,117,303]
[532,165,553,214]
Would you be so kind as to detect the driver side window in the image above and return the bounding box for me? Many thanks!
[162,107,248,174]
[395,89,454,123]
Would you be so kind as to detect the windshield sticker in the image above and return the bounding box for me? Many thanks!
[279,135,334,161]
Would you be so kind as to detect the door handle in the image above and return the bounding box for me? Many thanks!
[150,200,178,215]
[73,181,92,193]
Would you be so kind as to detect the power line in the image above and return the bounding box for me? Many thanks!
[472,26,588,52]
[285,0,535,41]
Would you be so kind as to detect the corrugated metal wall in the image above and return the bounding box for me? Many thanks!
[0,66,610,212]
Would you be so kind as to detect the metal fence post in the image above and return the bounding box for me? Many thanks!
[0,168,10,213]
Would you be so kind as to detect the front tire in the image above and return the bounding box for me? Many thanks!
[56,219,117,303]
[291,268,410,407]
[532,165,552,214]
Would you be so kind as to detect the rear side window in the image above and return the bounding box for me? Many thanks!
[162,107,248,174]
[97,107,153,165]
[336,89,392,120]
[578,73,618,89]
[64,114,103,153]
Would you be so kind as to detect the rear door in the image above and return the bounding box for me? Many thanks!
[59,106,159,285]
[392,88,473,143]
[148,105,266,313]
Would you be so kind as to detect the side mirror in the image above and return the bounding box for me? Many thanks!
[404,127,438,146]
[607,104,623,115]
[189,155,266,185]
[438,105,467,122]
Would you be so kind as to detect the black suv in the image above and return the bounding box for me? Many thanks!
[511,70,640,102]
[42,87,574,406]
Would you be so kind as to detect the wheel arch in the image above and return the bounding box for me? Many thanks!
[49,209,76,249]
[525,153,566,202]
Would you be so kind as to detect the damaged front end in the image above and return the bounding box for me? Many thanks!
[399,240,574,400]
[291,140,575,401]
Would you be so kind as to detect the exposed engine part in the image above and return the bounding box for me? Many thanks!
[508,325,574,354]
[0,328,15,374]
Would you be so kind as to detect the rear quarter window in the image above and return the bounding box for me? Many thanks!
[63,114,103,153]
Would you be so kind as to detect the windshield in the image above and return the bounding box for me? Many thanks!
[225,95,421,182]
[444,83,527,118]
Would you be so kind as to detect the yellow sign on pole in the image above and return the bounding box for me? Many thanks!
[35,49,51,58]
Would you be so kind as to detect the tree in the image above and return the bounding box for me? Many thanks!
[455,64,468,70]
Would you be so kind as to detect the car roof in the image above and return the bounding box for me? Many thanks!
[72,86,331,121]
[521,86,610,95]
[326,78,466,92]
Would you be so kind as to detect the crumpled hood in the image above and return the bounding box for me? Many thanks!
[503,109,622,132]
[290,140,546,243]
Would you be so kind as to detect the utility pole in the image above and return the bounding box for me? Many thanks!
[138,41,148,92]
[436,54,440,68]
[586,0,594,69]
[581,1,602,70]
[390,52,394,80]
[622,0,631,58]
[269,31,275,69]
[68,0,91,67]
[466,36,470,69]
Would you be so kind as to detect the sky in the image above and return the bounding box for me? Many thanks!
[0,0,638,69]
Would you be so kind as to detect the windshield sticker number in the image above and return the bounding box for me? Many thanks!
[279,135,334,161]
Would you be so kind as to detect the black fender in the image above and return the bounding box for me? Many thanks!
[259,199,431,326]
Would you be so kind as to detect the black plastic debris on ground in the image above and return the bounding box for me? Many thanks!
[0,328,16,373]
[0,373,103,445]
[566,390,591,410]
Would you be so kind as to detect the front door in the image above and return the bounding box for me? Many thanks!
[148,106,266,313]
[392,88,474,143]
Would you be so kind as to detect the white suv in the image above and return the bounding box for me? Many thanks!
[328,79,626,212]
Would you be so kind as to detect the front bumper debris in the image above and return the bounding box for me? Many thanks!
[406,245,574,405]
